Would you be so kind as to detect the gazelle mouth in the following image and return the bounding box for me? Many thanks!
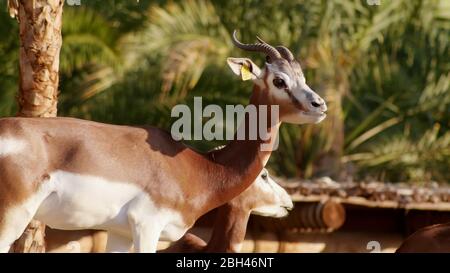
[302,111,326,117]
[280,208,291,217]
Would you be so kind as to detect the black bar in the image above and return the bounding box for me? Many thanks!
[0,253,447,272]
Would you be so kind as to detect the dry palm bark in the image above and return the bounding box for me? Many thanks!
[8,0,64,253]
[9,0,62,117]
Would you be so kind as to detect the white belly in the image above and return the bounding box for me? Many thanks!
[35,171,141,234]
[34,170,189,241]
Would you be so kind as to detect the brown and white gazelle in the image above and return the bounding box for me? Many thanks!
[162,168,293,253]
[0,31,326,252]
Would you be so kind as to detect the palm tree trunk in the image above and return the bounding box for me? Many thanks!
[9,221,47,253]
[12,0,63,117]
[8,0,63,253]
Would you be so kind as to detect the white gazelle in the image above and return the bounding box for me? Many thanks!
[0,31,326,253]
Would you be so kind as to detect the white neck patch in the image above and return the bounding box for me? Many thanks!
[0,137,27,157]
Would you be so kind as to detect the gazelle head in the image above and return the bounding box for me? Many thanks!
[227,30,327,124]
[231,168,293,218]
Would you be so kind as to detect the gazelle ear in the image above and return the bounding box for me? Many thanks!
[227,57,262,81]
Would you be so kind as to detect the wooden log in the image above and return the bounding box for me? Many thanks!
[45,229,107,253]
[252,232,279,253]
[249,200,346,234]
[297,200,346,230]
[322,200,346,229]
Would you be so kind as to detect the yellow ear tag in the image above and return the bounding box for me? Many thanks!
[240,64,253,81]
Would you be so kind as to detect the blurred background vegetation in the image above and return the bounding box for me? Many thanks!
[0,0,449,183]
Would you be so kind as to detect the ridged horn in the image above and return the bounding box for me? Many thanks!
[256,35,295,61]
[232,30,281,60]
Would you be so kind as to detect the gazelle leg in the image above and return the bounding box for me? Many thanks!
[0,183,52,253]
[105,232,133,253]
[0,204,42,252]
[130,221,162,253]
[126,194,163,253]
[0,209,33,253]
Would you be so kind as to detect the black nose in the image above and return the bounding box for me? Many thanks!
[311,101,322,108]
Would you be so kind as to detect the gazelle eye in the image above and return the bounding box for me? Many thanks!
[273,78,287,89]
[261,172,268,180]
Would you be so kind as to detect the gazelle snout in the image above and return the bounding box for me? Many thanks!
[309,92,327,112]
[283,85,327,125]
[302,85,327,113]
[249,169,294,218]
[276,182,294,213]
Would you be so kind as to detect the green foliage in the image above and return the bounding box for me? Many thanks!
[349,124,450,182]
[0,0,448,182]
[0,3,18,116]
[58,7,122,115]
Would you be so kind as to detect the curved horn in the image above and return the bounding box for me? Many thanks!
[232,30,281,60]
[255,35,266,44]
[275,46,295,61]
[256,35,294,61]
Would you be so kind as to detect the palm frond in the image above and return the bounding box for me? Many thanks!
[121,0,230,98]
[348,124,450,181]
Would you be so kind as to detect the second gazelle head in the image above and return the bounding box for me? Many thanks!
[230,168,293,218]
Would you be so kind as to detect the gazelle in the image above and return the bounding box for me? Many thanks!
[45,168,291,253]
[0,31,326,253]
[396,222,450,253]
[161,168,293,253]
